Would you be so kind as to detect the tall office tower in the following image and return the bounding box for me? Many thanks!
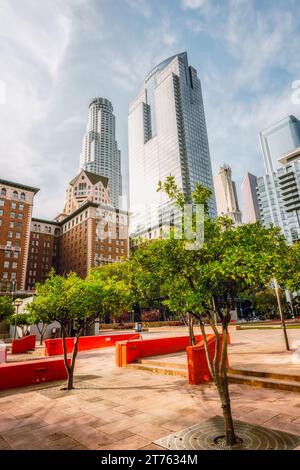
[241,172,261,223]
[128,52,216,237]
[257,147,300,243]
[259,115,300,175]
[80,98,122,208]
[214,164,242,225]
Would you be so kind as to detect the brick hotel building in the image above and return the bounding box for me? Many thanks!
[0,179,39,293]
[0,171,128,294]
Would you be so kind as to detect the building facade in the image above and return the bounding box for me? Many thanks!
[259,115,300,175]
[59,201,128,278]
[257,149,300,243]
[25,218,60,291]
[241,172,261,223]
[80,97,122,208]
[62,169,109,216]
[128,52,216,236]
[0,170,129,293]
[214,164,242,224]
[0,179,39,293]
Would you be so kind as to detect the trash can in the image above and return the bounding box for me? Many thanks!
[135,322,142,332]
[0,343,7,363]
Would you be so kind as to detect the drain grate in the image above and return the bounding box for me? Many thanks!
[154,415,300,451]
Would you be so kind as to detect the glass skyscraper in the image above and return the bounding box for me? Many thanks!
[259,115,300,175]
[80,97,122,208]
[257,116,300,243]
[128,52,216,236]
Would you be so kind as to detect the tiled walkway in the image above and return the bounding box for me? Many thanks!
[1,327,300,450]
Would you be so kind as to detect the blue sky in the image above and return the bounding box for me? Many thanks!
[1,0,300,218]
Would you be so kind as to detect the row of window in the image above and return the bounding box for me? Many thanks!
[2,272,17,280]
[1,189,26,201]
[3,261,18,269]
[0,200,25,210]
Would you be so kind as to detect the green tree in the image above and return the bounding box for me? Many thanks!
[0,296,14,323]
[148,176,288,446]
[88,261,134,322]
[26,301,50,345]
[278,241,300,293]
[27,272,104,390]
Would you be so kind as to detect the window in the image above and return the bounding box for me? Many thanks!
[1,188,6,196]
[3,261,9,269]
[20,193,25,201]
[9,222,14,228]
[11,272,17,280]
[12,262,17,270]
[10,212,15,219]
[12,191,18,200]
[18,213,23,220]
[19,204,24,211]
[16,232,21,239]
[13,251,19,259]
[2,272,8,280]
[8,231,13,238]
[0,200,4,206]
[0,210,3,216]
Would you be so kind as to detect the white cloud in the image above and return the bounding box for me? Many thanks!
[0,0,75,217]
[181,0,207,9]
[126,0,152,18]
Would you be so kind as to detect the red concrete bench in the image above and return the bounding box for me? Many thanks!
[0,357,70,390]
[116,333,230,385]
[45,333,141,356]
[115,335,203,367]
[11,334,36,354]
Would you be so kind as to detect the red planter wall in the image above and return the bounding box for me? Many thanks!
[0,357,70,390]
[11,335,36,354]
[115,335,203,367]
[186,334,229,384]
[44,333,141,356]
[116,333,230,385]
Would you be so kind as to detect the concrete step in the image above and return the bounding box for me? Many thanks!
[127,362,188,378]
[228,373,300,393]
[228,367,300,383]
[137,358,187,370]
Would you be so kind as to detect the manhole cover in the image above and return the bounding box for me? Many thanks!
[154,416,300,450]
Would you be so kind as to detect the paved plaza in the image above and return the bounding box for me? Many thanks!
[1,327,300,450]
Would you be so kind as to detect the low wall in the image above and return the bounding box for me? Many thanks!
[116,333,230,385]
[115,335,203,367]
[0,357,69,390]
[45,333,141,356]
[11,335,36,354]
[187,334,229,384]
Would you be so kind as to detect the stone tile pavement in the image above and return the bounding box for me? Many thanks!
[1,327,300,450]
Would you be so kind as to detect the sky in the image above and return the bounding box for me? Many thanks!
[1,0,300,219]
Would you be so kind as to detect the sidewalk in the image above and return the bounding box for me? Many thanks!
[1,327,300,450]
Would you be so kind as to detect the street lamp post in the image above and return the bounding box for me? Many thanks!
[13,298,22,340]
[10,280,16,303]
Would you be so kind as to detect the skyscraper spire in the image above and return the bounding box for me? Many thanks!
[80,97,122,208]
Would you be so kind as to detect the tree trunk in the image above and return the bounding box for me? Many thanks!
[61,326,72,390]
[199,313,237,446]
[188,312,196,345]
[67,335,79,390]
[216,375,237,446]
[218,322,237,446]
